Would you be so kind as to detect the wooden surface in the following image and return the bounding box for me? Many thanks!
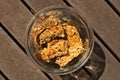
[0,74,5,80]
[110,0,120,11]
[94,37,120,80]
[0,27,48,80]
[25,0,66,12]
[0,0,120,80]
[68,0,120,60]
[0,0,33,47]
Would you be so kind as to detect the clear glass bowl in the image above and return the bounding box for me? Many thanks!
[26,6,94,75]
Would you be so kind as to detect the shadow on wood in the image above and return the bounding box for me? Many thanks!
[60,41,106,80]
[84,41,106,80]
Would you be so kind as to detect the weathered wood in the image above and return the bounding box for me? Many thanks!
[1,0,120,80]
[0,71,8,80]
[84,36,120,80]
[48,68,92,80]
[0,74,5,80]
[0,28,49,80]
[96,38,120,80]
[60,69,92,80]
[0,0,33,47]
[68,0,120,60]
[48,73,63,80]
[110,0,120,11]
[25,0,66,12]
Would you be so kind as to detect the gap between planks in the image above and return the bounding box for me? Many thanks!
[67,0,120,62]
[0,27,49,80]
[0,23,52,80]
[21,0,36,15]
[60,0,120,62]
[0,23,26,54]
[0,0,119,79]
[109,0,120,12]
[104,0,120,17]
[0,70,9,80]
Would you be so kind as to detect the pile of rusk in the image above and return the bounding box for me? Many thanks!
[30,15,88,67]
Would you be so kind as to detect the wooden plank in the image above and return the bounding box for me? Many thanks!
[68,0,120,60]
[96,38,120,80]
[0,0,33,47]
[25,0,66,12]
[47,67,92,80]
[0,74,5,80]
[0,71,8,80]
[60,69,92,80]
[83,36,120,80]
[110,0,120,11]
[48,68,92,80]
[0,28,49,80]
[48,74,63,80]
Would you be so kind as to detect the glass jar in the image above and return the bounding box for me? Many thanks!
[26,6,94,75]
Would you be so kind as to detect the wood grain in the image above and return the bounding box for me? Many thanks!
[0,0,33,47]
[1,0,120,80]
[0,74,5,80]
[60,69,92,80]
[94,37,120,80]
[66,1,120,79]
[25,0,66,12]
[68,0,120,60]
[0,28,49,80]
[110,0,120,11]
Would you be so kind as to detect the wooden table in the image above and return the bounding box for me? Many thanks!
[0,0,120,80]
